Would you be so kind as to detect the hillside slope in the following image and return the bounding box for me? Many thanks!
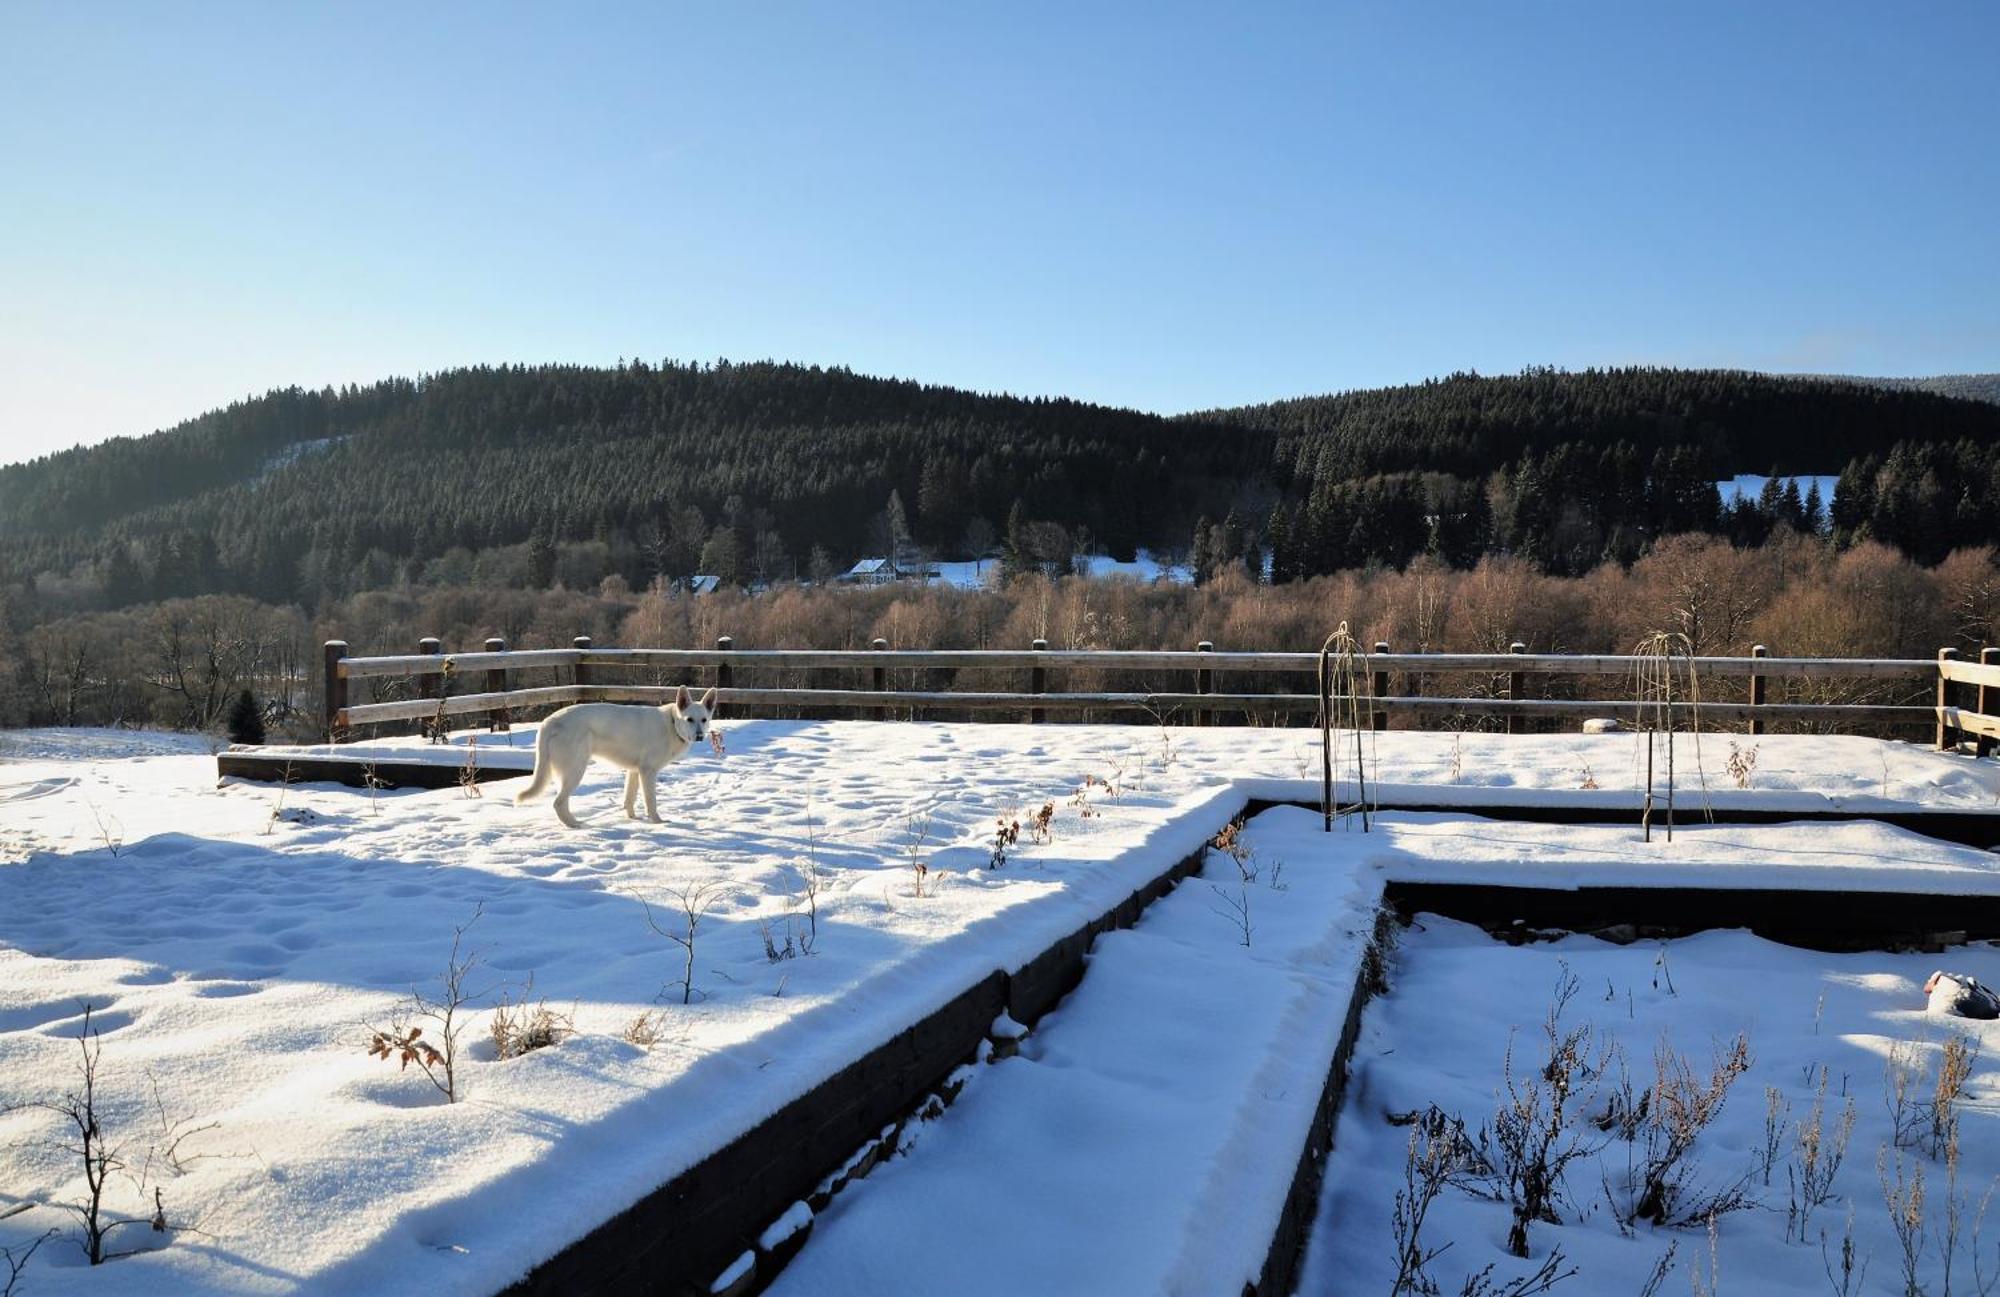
[4,363,1999,604]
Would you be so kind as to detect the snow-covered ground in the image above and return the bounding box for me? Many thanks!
[3,724,1999,1294]
[767,805,1380,1296]
[927,549,1191,589]
[0,728,219,762]
[1715,473,1840,508]
[1302,915,2000,1296]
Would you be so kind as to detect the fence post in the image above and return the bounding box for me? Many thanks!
[323,640,349,743]
[572,636,593,697]
[1937,647,1959,752]
[1195,640,1213,727]
[1372,641,1390,732]
[872,638,889,721]
[1748,644,1768,736]
[1980,646,1999,759]
[1029,638,1048,724]
[1506,641,1526,735]
[484,637,510,732]
[417,637,442,739]
[716,637,734,715]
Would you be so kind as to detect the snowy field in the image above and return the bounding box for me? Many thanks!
[928,549,1191,589]
[1302,916,2000,1296]
[3,723,2000,1294]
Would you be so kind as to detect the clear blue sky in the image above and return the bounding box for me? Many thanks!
[2,1,1995,463]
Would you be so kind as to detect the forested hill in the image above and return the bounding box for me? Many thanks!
[0,361,1264,603]
[4,362,2000,609]
[1831,373,2000,407]
[1196,367,2000,478]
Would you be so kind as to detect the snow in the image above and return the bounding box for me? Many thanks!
[708,1250,753,1292]
[766,805,1382,1295]
[1715,473,1840,508]
[756,1200,813,1251]
[4,723,2000,1294]
[928,550,1191,590]
[0,728,219,762]
[251,436,341,484]
[1300,914,2000,1295]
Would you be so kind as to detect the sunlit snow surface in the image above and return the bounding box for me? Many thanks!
[3,724,1998,1294]
[1303,914,2000,1296]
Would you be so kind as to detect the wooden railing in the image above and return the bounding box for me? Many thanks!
[314,636,2000,752]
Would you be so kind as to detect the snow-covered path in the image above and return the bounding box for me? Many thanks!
[766,806,1380,1296]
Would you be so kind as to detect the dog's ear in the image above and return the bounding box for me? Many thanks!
[675,684,691,710]
[699,686,717,714]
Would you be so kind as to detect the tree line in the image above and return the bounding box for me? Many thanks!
[5,534,1994,738]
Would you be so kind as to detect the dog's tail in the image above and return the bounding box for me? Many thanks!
[514,741,553,804]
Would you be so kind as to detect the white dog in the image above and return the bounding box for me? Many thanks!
[514,687,716,828]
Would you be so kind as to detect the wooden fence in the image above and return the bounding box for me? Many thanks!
[314,637,2000,752]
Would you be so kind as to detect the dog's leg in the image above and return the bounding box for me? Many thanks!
[553,789,583,829]
[623,770,641,819]
[641,763,663,823]
[553,763,584,829]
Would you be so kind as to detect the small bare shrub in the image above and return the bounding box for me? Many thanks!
[1208,879,1252,948]
[1931,1034,1979,1161]
[1879,1145,1926,1297]
[489,981,574,1060]
[1211,821,1258,883]
[1071,774,1110,819]
[622,1010,669,1049]
[1026,801,1055,846]
[1757,1085,1790,1188]
[641,881,727,1005]
[1818,1205,1869,1297]
[1725,742,1758,790]
[1471,967,1606,1257]
[458,735,483,798]
[989,813,1020,870]
[259,768,291,837]
[1636,1241,1678,1297]
[1628,1032,1752,1226]
[365,906,488,1102]
[2,1230,55,1296]
[7,1006,198,1264]
[143,1071,220,1179]
[1455,1252,1577,1297]
[902,806,939,898]
[1390,1124,1454,1296]
[79,788,124,856]
[1788,1066,1857,1242]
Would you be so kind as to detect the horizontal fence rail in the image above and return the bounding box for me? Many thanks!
[334,646,1937,680]
[310,635,2000,754]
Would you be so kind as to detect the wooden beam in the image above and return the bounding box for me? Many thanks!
[575,683,1928,724]
[340,685,586,727]
[323,641,349,743]
[341,648,582,678]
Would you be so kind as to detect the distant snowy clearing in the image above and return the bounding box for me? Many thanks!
[2,723,1999,1294]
